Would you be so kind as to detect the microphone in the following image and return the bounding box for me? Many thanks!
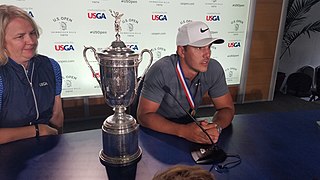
[162,85,227,164]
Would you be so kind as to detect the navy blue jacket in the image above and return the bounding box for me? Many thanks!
[0,55,62,127]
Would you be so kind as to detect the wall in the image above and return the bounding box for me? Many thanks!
[278,1,320,87]
[63,0,286,121]
[204,0,285,104]
[243,0,285,102]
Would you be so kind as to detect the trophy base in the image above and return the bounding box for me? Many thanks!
[100,106,142,180]
[99,148,142,180]
[99,147,142,167]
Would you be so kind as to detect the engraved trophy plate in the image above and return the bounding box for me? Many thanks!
[83,10,153,171]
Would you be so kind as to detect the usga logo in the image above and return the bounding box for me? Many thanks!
[206,15,221,22]
[54,45,75,51]
[151,14,168,21]
[92,72,100,79]
[87,12,107,19]
[228,42,241,48]
[127,44,139,51]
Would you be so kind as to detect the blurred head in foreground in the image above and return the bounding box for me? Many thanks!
[152,165,215,180]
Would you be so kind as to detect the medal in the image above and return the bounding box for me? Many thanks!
[176,59,196,117]
[190,109,196,117]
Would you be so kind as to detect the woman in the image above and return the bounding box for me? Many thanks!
[0,5,64,144]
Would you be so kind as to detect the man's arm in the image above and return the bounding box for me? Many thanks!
[210,92,235,128]
[137,96,215,144]
[49,95,64,134]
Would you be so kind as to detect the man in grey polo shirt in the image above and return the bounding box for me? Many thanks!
[137,21,234,144]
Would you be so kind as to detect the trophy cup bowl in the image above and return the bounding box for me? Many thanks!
[83,24,153,179]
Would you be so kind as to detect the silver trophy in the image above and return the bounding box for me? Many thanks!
[83,10,153,179]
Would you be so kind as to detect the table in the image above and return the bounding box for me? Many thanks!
[1,110,320,180]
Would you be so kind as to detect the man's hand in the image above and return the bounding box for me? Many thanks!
[200,121,220,143]
[179,121,219,144]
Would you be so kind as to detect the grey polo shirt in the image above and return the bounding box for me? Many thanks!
[141,54,228,122]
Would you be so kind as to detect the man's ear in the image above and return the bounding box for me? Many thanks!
[177,46,185,58]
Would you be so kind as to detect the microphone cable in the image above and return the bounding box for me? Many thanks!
[162,85,241,173]
[162,86,215,145]
[210,154,241,173]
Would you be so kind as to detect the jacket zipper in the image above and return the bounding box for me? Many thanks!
[22,63,40,123]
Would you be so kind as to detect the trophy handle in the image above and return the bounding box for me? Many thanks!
[83,46,101,86]
[135,49,153,92]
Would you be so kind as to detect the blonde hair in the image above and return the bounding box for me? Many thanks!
[152,165,215,180]
[0,4,40,65]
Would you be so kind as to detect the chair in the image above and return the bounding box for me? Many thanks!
[297,65,315,89]
[285,72,312,97]
[297,65,315,80]
[309,66,320,101]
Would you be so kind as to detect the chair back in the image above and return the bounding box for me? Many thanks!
[315,66,320,92]
[297,65,315,88]
[286,72,312,97]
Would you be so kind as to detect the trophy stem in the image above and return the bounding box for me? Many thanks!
[113,106,128,123]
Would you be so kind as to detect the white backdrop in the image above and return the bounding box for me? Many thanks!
[3,0,252,98]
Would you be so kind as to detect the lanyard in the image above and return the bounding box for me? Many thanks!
[176,59,196,116]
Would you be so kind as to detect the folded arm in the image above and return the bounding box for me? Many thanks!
[137,92,234,144]
[0,95,64,145]
[137,96,215,144]
[0,124,58,144]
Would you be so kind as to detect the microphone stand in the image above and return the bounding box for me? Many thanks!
[162,86,227,164]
